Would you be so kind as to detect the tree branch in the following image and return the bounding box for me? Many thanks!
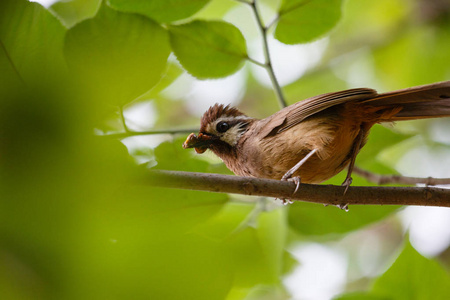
[353,167,450,186]
[146,170,450,208]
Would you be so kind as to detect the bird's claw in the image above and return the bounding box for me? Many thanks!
[288,176,301,195]
[337,203,349,211]
[277,176,301,205]
[341,177,353,195]
[280,198,294,205]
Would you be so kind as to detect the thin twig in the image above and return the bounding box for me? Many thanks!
[100,128,198,139]
[354,167,450,186]
[244,0,287,108]
[146,170,450,207]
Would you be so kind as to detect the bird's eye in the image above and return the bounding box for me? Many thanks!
[216,121,230,133]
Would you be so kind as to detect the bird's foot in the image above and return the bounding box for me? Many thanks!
[338,177,351,211]
[341,176,353,195]
[337,203,349,212]
[280,198,294,205]
[278,176,301,205]
[286,176,301,195]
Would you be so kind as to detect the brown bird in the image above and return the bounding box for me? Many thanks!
[183,81,450,190]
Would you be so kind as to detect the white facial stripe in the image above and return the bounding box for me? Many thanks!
[205,116,252,134]
[215,116,253,123]
[221,124,246,146]
[204,116,252,146]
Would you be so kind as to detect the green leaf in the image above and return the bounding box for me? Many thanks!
[136,62,184,101]
[108,0,211,23]
[0,0,66,85]
[0,83,233,299]
[226,209,287,289]
[193,202,256,240]
[194,0,238,20]
[275,0,343,44]
[371,242,450,300]
[76,184,232,299]
[50,0,101,28]
[256,208,287,281]
[64,4,171,106]
[376,135,425,169]
[6,164,227,296]
[288,202,399,236]
[355,125,412,175]
[153,137,211,172]
[169,20,248,79]
[0,39,22,90]
[195,202,288,295]
[373,26,450,89]
[284,68,348,103]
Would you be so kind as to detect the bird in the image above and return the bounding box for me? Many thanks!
[183,81,450,191]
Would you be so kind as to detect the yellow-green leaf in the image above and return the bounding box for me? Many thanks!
[108,0,211,23]
[372,242,450,300]
[0,0,66,85]
[275,0,343,44]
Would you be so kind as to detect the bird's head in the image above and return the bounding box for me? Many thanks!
[183,104,254,155]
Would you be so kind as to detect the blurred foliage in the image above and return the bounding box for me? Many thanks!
[108,0,211,23]
[337,241,450,299]
[371,241,450,299]
[50,0,101,28]
[1,0,449,299]
[288,202,400,237]
[64,3,171,107]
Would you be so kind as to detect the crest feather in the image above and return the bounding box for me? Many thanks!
[200,104,246,132]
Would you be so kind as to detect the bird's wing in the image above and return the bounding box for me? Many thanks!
[258,88,377,138]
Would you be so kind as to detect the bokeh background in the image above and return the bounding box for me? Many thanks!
[2,0,450,299]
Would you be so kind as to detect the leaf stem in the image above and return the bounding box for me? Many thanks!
[266,15,279,30]
[118,106,130,133]
[0,39,26,86]
[246,57,266,68]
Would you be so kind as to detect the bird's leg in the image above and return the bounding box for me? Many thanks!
[279,149,318,204]
[342,126,365,194]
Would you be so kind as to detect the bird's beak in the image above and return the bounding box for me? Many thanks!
[183,133,214,154]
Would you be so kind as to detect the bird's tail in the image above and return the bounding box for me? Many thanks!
[362,80,450,121]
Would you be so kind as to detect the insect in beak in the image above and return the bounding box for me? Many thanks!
[183,132,214,154]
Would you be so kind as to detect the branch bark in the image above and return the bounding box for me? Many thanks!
[146,170,450,207]
[353,167,450,186]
